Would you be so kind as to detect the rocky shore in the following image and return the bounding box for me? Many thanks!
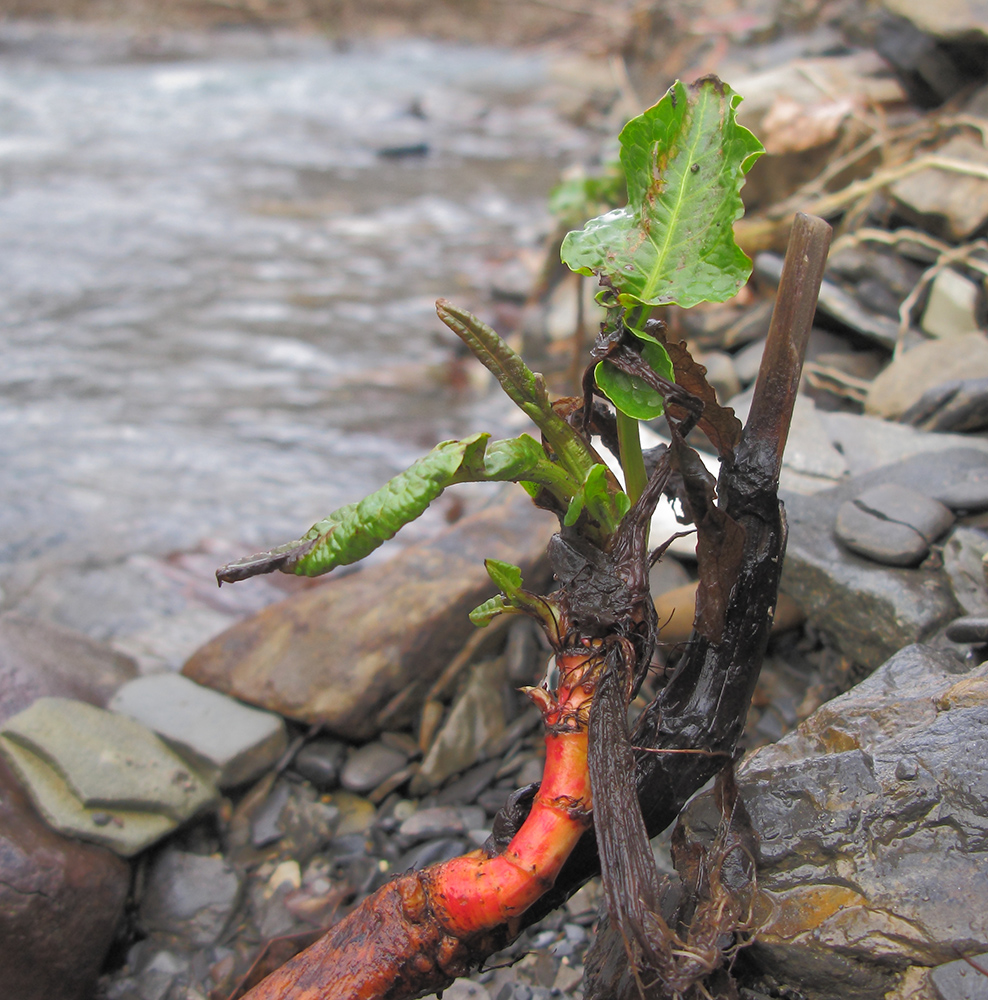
[3,1,988,1000]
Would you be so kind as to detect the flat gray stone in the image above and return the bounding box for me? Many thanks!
[139,848,242,947]
[835,498,932,567]
[931,952,988,1000]
[921,267,983,339]
[109,673,287,789]
[854,484,955,543]
[945,616,988,643]
[292,738,347,790]
[0,698,216,822]
[397,805,486,845]
[340,742,407,795]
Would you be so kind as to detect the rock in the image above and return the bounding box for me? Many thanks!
[866,333,988,420]
[292,738,348,789]
[251,780,292,848]
[109,673,287,789]
[397,836,467,872]
[930,952,988,999]
[881,0,988,44]
[329,790,376,837]
[435,758,502,807]
[733,337,766,386]
[683,645,988,1000]
[901,377,988,433]
[921,268,983,339]
[411,657,507,794]
[834,484,955,566]
[942,526,988,614]
[778,395,848,493]
[695,350,740,403]
[183,488,555,740]
[945,615,988,642]
[0,698,216,856]
[397,805,486,844]
[340,742,408,795]
[891,135,988,241]
[0,610,137,726]
[139,848,243,947]
[0,755,130,1000]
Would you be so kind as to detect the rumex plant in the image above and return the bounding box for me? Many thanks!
[220,76,831,1000]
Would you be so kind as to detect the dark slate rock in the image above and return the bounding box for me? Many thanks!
[931,952,988,1000]
[945,616,988,643]
[0,756,130,1000]
[139,848,243,947]
[436,758,502,807]
[340,742,408,795]
[397,836,466,872]
[834,498,931,566]
[250,780,291,848]
[292,738,347,790]
[901,377,988,434]
[396,805,486,845]
[854,483,955,543]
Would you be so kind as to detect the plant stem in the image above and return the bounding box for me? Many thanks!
[615,409,647,506]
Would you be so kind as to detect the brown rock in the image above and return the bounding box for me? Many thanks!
[183,488,556,740]
[0,611,137,726]
[0,755,130,1000]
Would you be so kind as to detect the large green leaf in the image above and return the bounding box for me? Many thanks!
[216,433,576,582]
[594,340,676,421]
[560,77,763,309]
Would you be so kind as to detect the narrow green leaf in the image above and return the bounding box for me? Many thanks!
[469,595,519,627]
[594,340,676,421]
[485,558,524,595]
[560,77,763,309]
[476,558,561,639]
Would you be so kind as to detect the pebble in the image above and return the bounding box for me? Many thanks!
[921,267,983,339]
[942,527,988,615]
[945,616,988,643]
[340,742,408,794]
[436,758,502,806]
[250,780,291,848]
[292,738,348,790]
[397,836,467,872]
[930,952,988,1000]
[835,484,955,567]
[397,805,487,844]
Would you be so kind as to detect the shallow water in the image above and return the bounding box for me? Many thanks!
[0,25,592,634]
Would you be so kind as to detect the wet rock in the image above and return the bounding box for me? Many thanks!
[930,951,988,999]
[0,698,217,856]
[866,333,988,421]
[901,376,988,433]
[250,780,292,848]
[411,657,507,794]
[834,483,954,566]
[397,805,486,844]
[340,742,408,794]
[684,644,988,1000]
[330,790,376,836]
[891,135,988,241]
[436,758,502,806]
[139,847,243,947]
[0,610,137,726]
[183,488,555,740]
[781,456,969,667]
[291,738,347,789]
[921,267,983,339]
[0,755,130,1000]
[397,836,467,872]
[109,673,287,789]
[942,526,988,614]
[945,615,988,643]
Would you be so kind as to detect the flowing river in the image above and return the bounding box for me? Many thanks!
[0,23,594,650]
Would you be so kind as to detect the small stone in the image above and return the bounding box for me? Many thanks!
[436,758,502,807]
[695,350,740,403]
[895,757,920,781]
[733,337,766,386]
[139,848,243,947]
[340,743,408,795]
[902,377,988,434]
[398,805,487,844]
[109,673,287,789]
[931,952,988,1000]
[250,780,291,848]
[835,499,930,566]
[945,616,988,643]
[943,527,988,615]
[397,836,466,872]
[921,268,983,339]
[292,739,347,790]
[330,791,376,836]
[857,483,956,543]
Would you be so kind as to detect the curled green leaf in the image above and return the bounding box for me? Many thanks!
[594,340,676,421]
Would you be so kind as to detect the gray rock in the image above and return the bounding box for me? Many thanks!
[733,337,766,385]
[139,848,243,947]
[0,755,130,1000]
[881,0,988,42]
[901,377,988,434]
[411,657,507,794]
[340,742,408,795]
[0,698,217,855]
[866,333,988,421]
[921,267,983,339]
[931,952,988,1000]
[942,527,988,615]
[397,805,486,844]
[435,758,502,807]
[109,673,287,789]
[834,484,954,567]
[684,645,988,1000]
[945,615,988,643]
[251,780,291,848]
[782,457,967,667]
[0,610,137,727]
[183,488,556,739]
[292,738,347,789]
[397,836,467,872]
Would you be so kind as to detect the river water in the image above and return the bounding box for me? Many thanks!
[0,24,595,654]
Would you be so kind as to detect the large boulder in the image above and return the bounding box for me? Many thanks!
[683,644,988,1000]
[183,488,556,740]
[0,755,130,1000]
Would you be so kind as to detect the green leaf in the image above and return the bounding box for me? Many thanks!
[594,340,676,420]
[473,559,561,639]
[469,595,518,627]
[563,464,631,531]
[217,433,578,583]
[560,77,763,309]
